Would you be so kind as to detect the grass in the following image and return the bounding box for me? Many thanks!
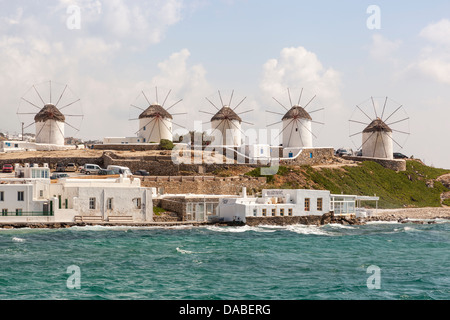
[244,165,290,183]
[443,199,450,206]
[153,206,166,215]
[301,161,449,208]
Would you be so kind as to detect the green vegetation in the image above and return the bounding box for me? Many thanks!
[302,161,449,209]
[443,198,450,206]
[245,165,290,183]
[159,139,175,150]
[244,160,450,209]
[153,206,166,215]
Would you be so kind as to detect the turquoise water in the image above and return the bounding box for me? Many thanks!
[0,221,449,300]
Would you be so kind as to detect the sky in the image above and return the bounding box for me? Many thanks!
[0,0,450,169]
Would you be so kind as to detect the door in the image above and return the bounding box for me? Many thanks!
[43,203,49,216]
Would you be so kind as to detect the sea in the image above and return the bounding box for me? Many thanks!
[0,220,449,301]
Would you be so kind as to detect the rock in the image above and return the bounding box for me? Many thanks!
[320,212,334,225]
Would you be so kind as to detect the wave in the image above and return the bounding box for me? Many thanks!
[176,247,194,254]
[205,225,276,233]
[12,237,26,243]
[284,224,331,236]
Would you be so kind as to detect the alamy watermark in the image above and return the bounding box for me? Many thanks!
[66,5,81,30]
[367,5,381,30]
[66,265,81,290]
[366,265,381,290]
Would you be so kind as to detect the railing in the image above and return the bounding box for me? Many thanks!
[1,212,54,217]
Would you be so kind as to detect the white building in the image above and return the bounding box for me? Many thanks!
[217,188,379,223]
[0,140,80,153]
[0,165,154,224]
[362,118,394,160]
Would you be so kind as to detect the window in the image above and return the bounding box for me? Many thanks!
[107,198,113,210]
[133,198,142,209]
[39,190,44,198]
[2,209,7,216]
[305,198,310,212]
[143,126,146,131]
[317,198,323,211]
[18,191,24,202]
[16,209,22,216]
[262,209,267,217]
[89,198,96,210]
[280,208,285,216]
[288,208,293,216]
[253,208,257,217]
[0,192,3,202]
[271,208,276,216]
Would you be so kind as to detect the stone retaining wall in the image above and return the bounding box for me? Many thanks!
[93,144,161,151]
[342,156,406,171]
[281,148,335,166]
[142,176,266,195]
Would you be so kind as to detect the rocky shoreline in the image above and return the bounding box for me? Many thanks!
[1,207,449,229]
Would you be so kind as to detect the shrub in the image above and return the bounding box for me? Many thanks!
[159,139,175,150]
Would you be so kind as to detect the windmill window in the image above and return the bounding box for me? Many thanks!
[143,126,146,131]
[143,138,146,143]
[295,128,298,132]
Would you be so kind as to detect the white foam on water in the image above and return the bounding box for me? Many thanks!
[205,225,269,233]
[284,224,331,236]
[12,237,26,243]
[326,223,355,229]
[176,247,194,254]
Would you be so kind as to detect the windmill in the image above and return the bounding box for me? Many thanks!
[266,88,325,155]
[349,97,410,159]
[200,90,254,146]
[17,81,83,146]
[129,87,186,143]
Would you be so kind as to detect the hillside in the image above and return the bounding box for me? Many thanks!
[244,160,450,209]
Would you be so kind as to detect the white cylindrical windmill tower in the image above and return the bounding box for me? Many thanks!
[362,118,393,159]
[210,106,242,146]
[282,106,313,148]
[138,103,173,143]
[34,104,66,146]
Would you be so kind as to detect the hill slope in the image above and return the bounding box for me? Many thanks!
[245,160,450,209]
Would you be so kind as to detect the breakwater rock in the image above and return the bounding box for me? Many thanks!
[245,212,364,227]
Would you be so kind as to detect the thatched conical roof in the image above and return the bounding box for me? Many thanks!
[139,104,173,120]
[282,106,312,121]
[211,106,242,123]
[363,118,392,133]
[34,104,65,123]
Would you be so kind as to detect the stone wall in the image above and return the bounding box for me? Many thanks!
[141,176,266,195]
[342,155,406,171]
[94,144,161,151]
[281,148,335,166]
[0,156,104,170]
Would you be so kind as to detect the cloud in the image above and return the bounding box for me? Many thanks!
[407,19,450,85]
[260,46,342,109]
[259,46,343,147]
[419,19,450,46]
[369,34,401,62]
